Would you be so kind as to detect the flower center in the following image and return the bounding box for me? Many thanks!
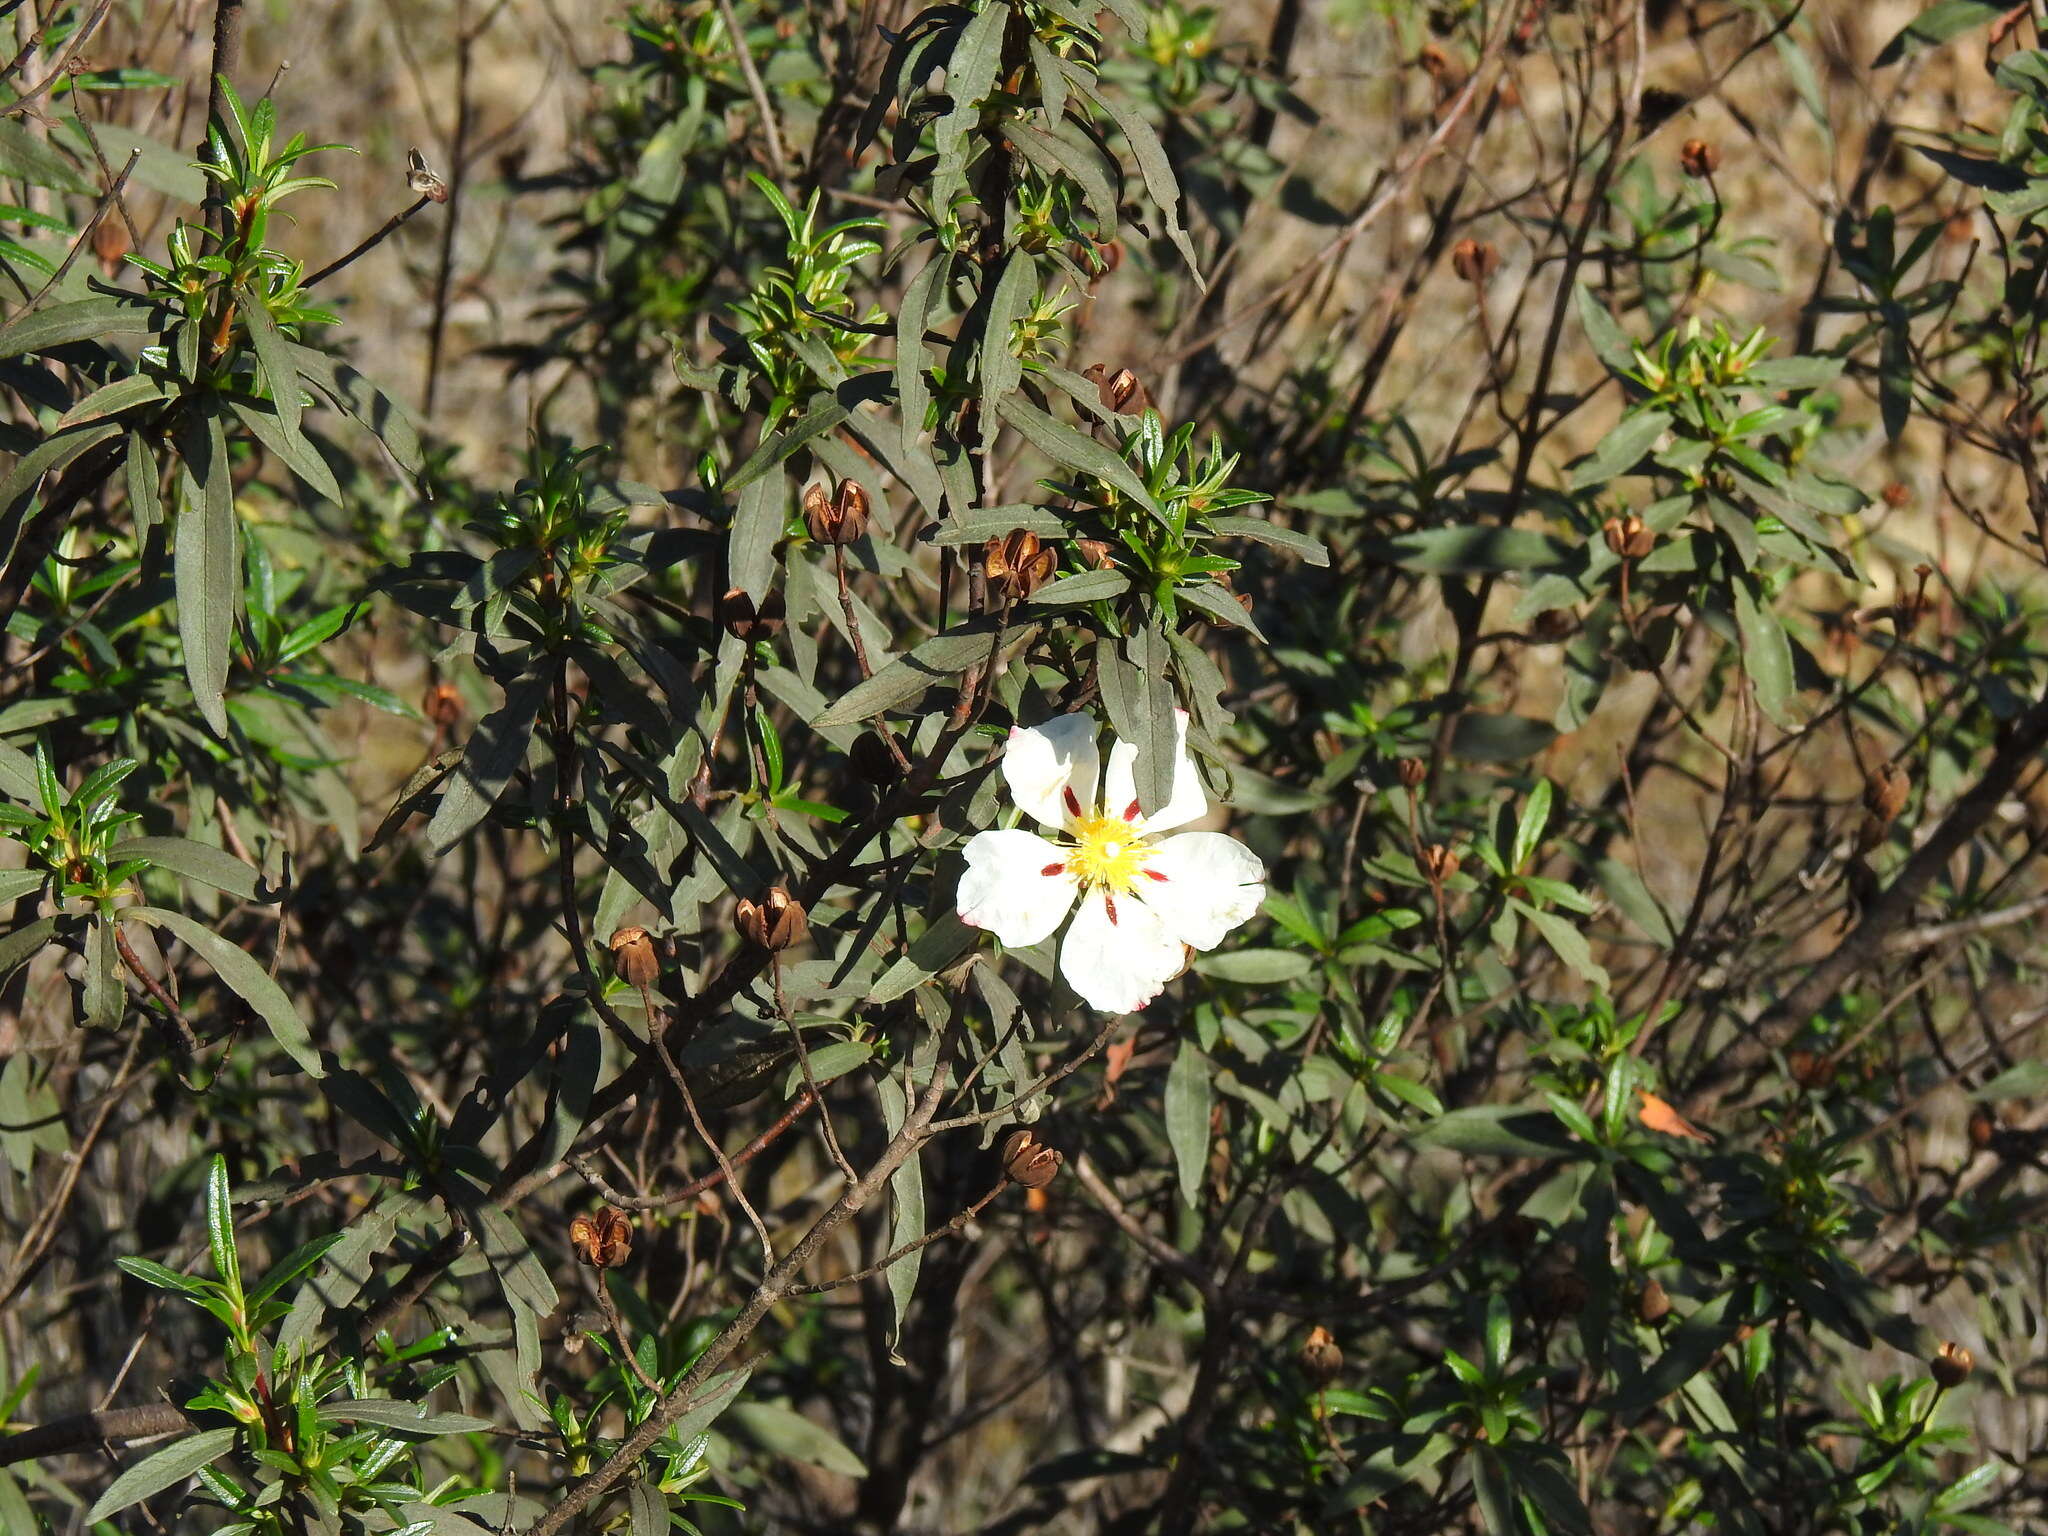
[1066,812,1153,892]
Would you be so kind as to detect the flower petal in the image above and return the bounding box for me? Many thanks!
[1132,831,1266,950]
[1003,714,1101,832]
[1059,885,1186,1014]
[957,830,1078,946]
[1102,708,1207,834]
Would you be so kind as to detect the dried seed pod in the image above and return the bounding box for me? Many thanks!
[1880,481,1912,508]
[1526,1263,1591,1323]
[1787,1048,1832,1089]
[423,681,464,728]
[1082,362,1150,414]
[609,926,660,989]
[804,477,871,545]
[720,587,786,642]
[91,217,130,279]
[1863,761,1910,826]
[1529,608,1576,642]
[569,1206,633,1269]
[1931,1340,1975,1389]
[1602,515,1655,561]
[1418,843,1461,882]
[1636,1277,1671,1324]
[984,530,1057,603]
[734,886,808,952]
[1968,1107,1996,1149]
[1397,757,1428,789]
[847,731,903,789]
[1075,538,1117,571]
[1001,1128,1063,1189]
[1451,238,1500,284]
[1679,138,1721,178]
[406,147,450,204]
[1298,1325,1343,1387]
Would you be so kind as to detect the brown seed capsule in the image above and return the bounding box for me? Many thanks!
[1527,1264,1591,1323]
[1001,1128,1063,1189]
[1787,1048,1832,1089]
[406,147,450,204]
[609,926,660,989]
[1074,538,1117,571]
[984,530,1058,603]
[1418,843,1461,883]
[1451,238,1500,284]
[1636,1277,1671,1324]
[847,731,903,789]
[734,886,808,952]
[1931,1340,1975,1389]
[1863,761,1909,826]
[423,681,464,728]
[720,587,785,642]
[1880,481,1912,508]
[1298,1325,1343,1387]
[1968,1107,1996,1149]
[1397,757,1428,789]
[1602,515,1655,561]
[1679,138,1721,178]
[1530,608,1576,642]
[569,1206,632,1269]
[1081,362,1150,415]
[804,477,871,545]
[91,217,130,279]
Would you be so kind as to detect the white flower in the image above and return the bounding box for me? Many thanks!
[956,710,1265,1014]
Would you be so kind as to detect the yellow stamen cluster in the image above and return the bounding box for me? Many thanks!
[1065,812,1153,892]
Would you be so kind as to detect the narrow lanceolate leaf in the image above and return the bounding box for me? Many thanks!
[125,430,164,534]
[979,249,1034,424]
[0,917,58,982]
[56,373,167,429]
[285,342,426,478]
[1079,76,1201,279]
[1206,515,1329,566]
[995,395,1163,519]
[229,396,342,505]
[1029,568,1128,606]
[126,907,323,1077]
[894,252,952,516]
[237,284,301,437]
[875,1072,923,1364]
[1732,575,1796,727]
[205,1153,240,1295]
[729,472,784,601]
[82,914,121,1030]
[110,836,265,903]
[0,295,152,361]
[84,1427,236,1522]
[320,1399,494,1436]
[1165,1039,1211,1209]
[1096,630,1174,815]
[173,411,239,737]
[930,1,1009,213]
[814,618,1021,727]
[423,671,550,854]
[0,420,124,566]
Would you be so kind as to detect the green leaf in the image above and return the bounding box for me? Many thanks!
[1512,780,1552,873]
[238,283,301,438]
[1732,575,1796,726]
[205,1153,240,1296]
[1570,411,1672,490]
[1874,1,2007,66]
[1450,713,1558,762]
[873,1067,923,1364]
[125,907,323,1077]
[929,503,1072,544]
[1608,1292,1738,1416]
[980,249,1034,423]
[1164,1039,1211,1208]
[1192,949,1312,984]
[1469,1445,1518,1536]
[173,411,238,736]
[814,619,1017,727]
[994,394,1163,519]
[85,1427,236,1522]
[1574,282,1637,375]
[1364,527,1571,575]
[1096,629,1175,814]
[228,396,342,505]
[285,343,426,478]
[82,913,120,1030]
[1410,1105,1577,1158]
[424,672,550,853]
[1594,858,1674,947]
[56,373,168,429]
[729,471,784,601]
[1514,899,1610,990]
[1206,515,1328,565]
[0,295,151,360]
[0,917,58,982]
[321,1399,494,1436]
[729,1401,868,1477]
[1082,73,1201,277]
[112,835,265,903]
